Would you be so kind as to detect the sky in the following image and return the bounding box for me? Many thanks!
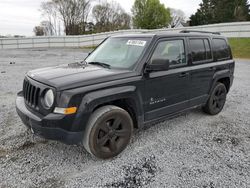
[0,0,202,36]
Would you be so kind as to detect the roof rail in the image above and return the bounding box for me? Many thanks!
[180,30,221,35]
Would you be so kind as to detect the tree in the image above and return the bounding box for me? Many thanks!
[92,1,131,33]
[41,1,60,35]
[33,21,55,36]
[33,26,45,36]
[233,0,250,21]
[82,22,94,34]
[170,8,186,28]
[190,0,214,26]
[54,0,92,35]
[41,0,92,35]
[190,0,250,26]
[41,21,55,36]
[132,0,171,29]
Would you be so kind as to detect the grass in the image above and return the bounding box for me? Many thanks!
[228,38,250,59]
[80,46,97,49]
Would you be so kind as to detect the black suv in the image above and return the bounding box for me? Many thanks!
[16,31,235,159]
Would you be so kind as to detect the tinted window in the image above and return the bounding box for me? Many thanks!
[190,39,212,63]
[213,39,230,60]
[151,40,186,68]
[204,39,212,60]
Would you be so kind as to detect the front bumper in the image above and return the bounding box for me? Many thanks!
[16,94,83,145]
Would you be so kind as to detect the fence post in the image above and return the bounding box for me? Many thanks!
[17,38,19,49]
[32,38,34,48]
[92,35,94,48]
[0,39,3,49]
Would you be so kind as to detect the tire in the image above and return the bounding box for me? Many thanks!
[203,82,227,115]
[83,105,133,159]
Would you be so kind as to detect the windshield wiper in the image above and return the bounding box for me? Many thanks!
[88,62,111,69]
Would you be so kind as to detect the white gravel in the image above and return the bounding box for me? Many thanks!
[0,48,250,188]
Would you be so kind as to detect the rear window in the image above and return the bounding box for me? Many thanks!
[213,38,230,61]
[190,38,212,63]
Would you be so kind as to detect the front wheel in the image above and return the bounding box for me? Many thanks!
[83,105,133,159]
[203,82,227,115]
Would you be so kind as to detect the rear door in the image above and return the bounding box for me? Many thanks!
[187,37,215,106]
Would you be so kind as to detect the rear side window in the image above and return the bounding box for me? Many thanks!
[213,39,230,61]
[204,39,212,60]
[190,38,212,63]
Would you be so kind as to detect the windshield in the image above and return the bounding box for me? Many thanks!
[85,37,150,69]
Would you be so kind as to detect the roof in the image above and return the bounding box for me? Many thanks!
[112,31,225,39]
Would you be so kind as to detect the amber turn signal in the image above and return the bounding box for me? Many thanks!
[54,107,77,115]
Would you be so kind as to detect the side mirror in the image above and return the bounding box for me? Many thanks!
[146,59,170,72]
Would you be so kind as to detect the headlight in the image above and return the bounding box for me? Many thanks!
[44,89,54,108]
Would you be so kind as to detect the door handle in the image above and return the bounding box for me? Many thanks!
[179,72,189,78]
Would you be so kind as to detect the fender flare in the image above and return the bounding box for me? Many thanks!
[209,69,230,95]
[74,86,144,128]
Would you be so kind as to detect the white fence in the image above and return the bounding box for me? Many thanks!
[1,22,250,49]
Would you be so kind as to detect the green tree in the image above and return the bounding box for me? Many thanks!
[132,0,171,29]
[190,0,250,26]
[190,0,214,26]
[234,0,250,21]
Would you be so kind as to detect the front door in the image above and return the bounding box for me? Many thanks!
[144,38,190,121]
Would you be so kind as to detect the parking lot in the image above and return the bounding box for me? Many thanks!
[0,48,249,187]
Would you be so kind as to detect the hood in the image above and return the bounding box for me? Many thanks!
[27,63,136,91]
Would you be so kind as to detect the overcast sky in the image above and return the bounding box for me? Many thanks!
[0,0,202,36]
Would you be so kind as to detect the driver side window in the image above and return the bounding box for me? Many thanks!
[151,40,186,68]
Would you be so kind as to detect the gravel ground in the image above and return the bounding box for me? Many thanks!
[0,48,250,188]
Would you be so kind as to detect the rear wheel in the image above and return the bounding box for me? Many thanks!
[83,105,133,159]
[203,82,227,115]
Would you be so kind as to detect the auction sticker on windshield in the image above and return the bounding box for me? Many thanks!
[126,40,147,47]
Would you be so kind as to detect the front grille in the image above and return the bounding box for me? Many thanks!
[23,79,40,108]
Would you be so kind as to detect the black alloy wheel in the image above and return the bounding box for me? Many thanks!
[203,82,227,115]
[83,105,133,159]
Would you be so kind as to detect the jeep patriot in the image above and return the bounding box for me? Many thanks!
[16,31,235,159]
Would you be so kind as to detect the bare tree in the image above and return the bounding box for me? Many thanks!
[92,1,131,32]
[41,1,60,35]
[41,21,55,36]
[33,21,55,36]
[40,0,92,35]
[170,8,186,28]
[39,0,131,35]
[92,2,110,32]
[51,0,92,35]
